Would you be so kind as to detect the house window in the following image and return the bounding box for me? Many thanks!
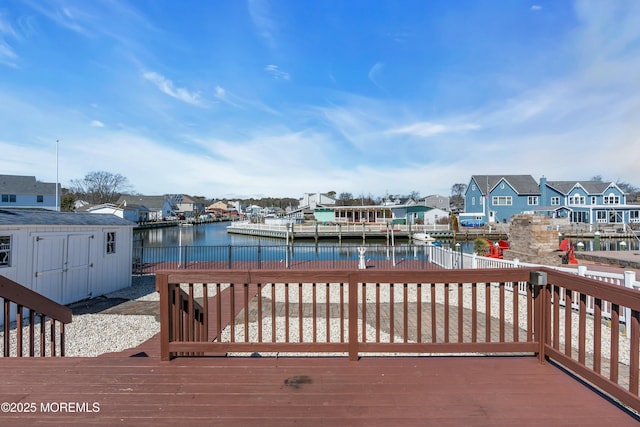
[106,232,116,254]
[37,195,44,203]
[1,194,16,203]
[569,195,585,205]
[550,197,560,205]
[604,195,620,204]
[0,236,11,267]
[590,196,597,205]
[596,211,607,223]
[630,211,640,223]
[471,197,476,206]
[609,211,623,223]
[492,196,512,206]
[527,196,539,206]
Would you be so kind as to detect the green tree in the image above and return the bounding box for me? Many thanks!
[60,194,75,212]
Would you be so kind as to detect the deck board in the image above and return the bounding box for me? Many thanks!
[0,355,638,426]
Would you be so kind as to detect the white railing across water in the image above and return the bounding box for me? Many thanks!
[428,244,639,337]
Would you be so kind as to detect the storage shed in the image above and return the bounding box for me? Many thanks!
[0,208,135,306]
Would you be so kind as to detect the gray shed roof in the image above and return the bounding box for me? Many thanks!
[0,209,135,227]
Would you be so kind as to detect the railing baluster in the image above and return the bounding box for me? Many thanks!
[376,283,381,343]
[564,288,572,357]
[579,293,587,365]
[284,283,289,343]
[298,283,303,343]
[443,283,450,343]
[17,305,23,357]
[244,283,249,343]
[431,283,436,343]
[610,304,620,383]
[485,283,491,343]
[417,283,422,343]
[257,283,263,343]
[340,282,345,343]
[630,310,639,395]
[472,283,477,343]
[458,284,463,343]
[499,282,505,343]
[312,283,317,343]
[593,298,602,374]
[390,283,395,343]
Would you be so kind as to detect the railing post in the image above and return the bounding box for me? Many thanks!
[530,271,548,364]
[158,273,171,361]
[625,271,636,339]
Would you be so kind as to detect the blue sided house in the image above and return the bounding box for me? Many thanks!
[464,175,541,224]
[0,174,60,210]
[464,174,640,227]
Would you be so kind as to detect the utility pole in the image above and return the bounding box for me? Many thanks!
[56,139,60,212]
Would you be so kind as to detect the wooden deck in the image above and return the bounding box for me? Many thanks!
[0,355,638,426]
[2,277,639,425]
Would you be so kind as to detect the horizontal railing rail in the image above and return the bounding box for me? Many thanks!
[133,243,437,274]
[541,269,640,413]
[157,267,640,413]
[158,268,539,361]
[1,275,73,357]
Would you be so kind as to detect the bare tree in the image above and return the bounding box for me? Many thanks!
[338,192,354,206]
[69,171,133,205]
[450,183,467,211]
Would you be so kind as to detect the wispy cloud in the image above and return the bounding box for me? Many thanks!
[389,122,480,138]
[0,13,19,67]
[368,62,385,90]
[264,64,290,80]
[248,0,277,49]
[90,120,105,128]
[530,5,542,11]
[142,71,205,107]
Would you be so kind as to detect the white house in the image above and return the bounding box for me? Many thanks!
[0,209,135,311]
[299,193,337,210]
[88,203,149,223]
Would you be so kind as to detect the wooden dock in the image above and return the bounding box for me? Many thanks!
[226,222,508,242]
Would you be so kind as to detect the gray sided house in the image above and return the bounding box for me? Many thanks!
[465,175,540,223]
[0,174,60,210]
[0,209,134,316]
[118,195,176,221]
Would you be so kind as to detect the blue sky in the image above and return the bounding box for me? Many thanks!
[0,1,638,199]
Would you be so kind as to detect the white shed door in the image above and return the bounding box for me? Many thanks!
[33,233,93,304]
[32,235,66,303]
[65,234,92,302]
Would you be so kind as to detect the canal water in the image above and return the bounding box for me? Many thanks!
[134,221,640,251]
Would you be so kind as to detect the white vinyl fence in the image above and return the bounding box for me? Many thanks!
[427,244,639,338]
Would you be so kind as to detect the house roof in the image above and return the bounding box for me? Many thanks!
[471,175,540,195]
[0,208,134,227]
[117,195,173,210]
[545,180,615,195]
[0,174,58,195]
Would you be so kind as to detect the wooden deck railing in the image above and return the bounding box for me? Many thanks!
[1,275,73,357]
[158,267,640,413]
